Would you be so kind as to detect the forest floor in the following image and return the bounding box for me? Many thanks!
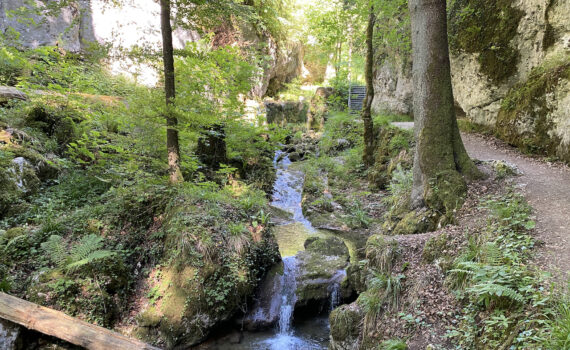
[395,121,570,283]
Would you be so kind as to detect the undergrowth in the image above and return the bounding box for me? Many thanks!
[446,190,564,349]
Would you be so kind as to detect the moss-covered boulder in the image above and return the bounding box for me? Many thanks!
[496,57,570,162]
[304,235,349,256]
[134,195,280,348]
[295,236,351,310]
[329,303,363,350]
[265,100,308,126]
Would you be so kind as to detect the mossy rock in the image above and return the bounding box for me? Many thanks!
[329,303,363,343]
[23,99,85,151]
[448,0,524,83]
[391,210,438,236]
[304,236,349,257]
[346,263,367,294]
[496,58,570,161]
[3,227,26,240]
[295,237,350,308]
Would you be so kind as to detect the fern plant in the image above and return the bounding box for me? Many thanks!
[42,234,116,273]
[379,339,408,350]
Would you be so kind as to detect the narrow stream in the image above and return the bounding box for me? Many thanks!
[202,151,346,349]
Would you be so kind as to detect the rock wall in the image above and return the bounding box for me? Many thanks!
[372,0,570,161]
[370,61,413,116]
[449,0,569,125]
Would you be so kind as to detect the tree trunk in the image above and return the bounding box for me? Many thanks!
[160,0,184,184]
[408,0,481,213]
[362,5,375,168]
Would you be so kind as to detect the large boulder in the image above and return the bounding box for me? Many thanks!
[295,236,351,311]
[371,62,413,116]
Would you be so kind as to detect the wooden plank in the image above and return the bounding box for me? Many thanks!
[0,86,28,102]
[0,292,161,350]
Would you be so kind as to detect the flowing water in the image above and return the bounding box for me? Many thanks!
[201,151,343,349]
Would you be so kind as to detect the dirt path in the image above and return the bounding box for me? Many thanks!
[462,133,570,282]
[392,122,570,281]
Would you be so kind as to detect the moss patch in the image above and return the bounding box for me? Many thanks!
[368,126,413,189]
[329,303,363,342]
[448,0,524,84]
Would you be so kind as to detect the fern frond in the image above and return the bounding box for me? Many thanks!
[69,234,104,262]
[449,268,476,275]
[41,235,69,269]
[468,282,524,304]
[481,242,502,265]
[454,261,482,270]
[66,250,116,272]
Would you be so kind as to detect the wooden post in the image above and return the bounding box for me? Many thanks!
[0,292,161,350]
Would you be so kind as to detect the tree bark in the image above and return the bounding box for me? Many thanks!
[160,0,184,184]
[362,5,375,168]
[408,0,481,213]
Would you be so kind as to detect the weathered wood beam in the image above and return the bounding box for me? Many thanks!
[0,86,28,103]
[0,292,161,350]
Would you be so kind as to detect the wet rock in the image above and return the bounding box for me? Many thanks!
[304,236,349,257]
[295,237,351,310]
[9,157,40,194]
[0,319,22,350]
[288,152,302,162]
[240,262,285,330]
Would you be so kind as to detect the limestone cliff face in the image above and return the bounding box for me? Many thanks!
[0,0,302,95]
[372,0,570,161]
[450,0,569,125]
[371,61,413,115]
[237,21,304,97]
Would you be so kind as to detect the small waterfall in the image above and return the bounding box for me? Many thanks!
[329,283,341,312]
[329,270,346,311]
[278,256,298,335]
[10,157,28,189]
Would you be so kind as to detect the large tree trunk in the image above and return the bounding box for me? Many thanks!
[408,0,481,213]
[362,5,375,168]
[160,0,184,184]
